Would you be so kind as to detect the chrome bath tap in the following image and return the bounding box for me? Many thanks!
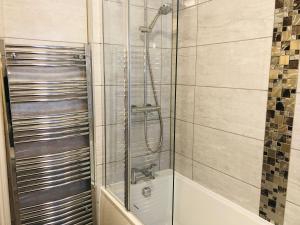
[131,164,157,184]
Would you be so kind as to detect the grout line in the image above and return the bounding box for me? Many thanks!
[103,42,172,49]
[286,200,300,208]
[174,118,265,142]
[104,0,160,10]
[291,148,300,152]
[192,160,261,189]
[104,149,171,165]
[177,0,213,11]
[3,36,89,45]
[176,83,268,92]
[190,1,199,180]
[178,36,273,49]
[175,151,260,189]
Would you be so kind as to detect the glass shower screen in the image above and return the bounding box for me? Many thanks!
[103,0,177,224]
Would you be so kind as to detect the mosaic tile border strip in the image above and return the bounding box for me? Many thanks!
[259,0,300,224]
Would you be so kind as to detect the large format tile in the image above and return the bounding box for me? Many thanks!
[175,153,193,179]
[94,86,105,126]
[292,94,300,150]
[178,6,197,47]
[105,85,125,125]
[177,0,197,10]
[160,85,171,118]
[161,49,172,84]
[193,161,260,214]
[88,0,103,43]
[91,43,104,86]
[0,0,4,38]
[106,124,125,163]
[193,125,263,187]
[176,85,195,123]
[3,0,87,42]
[160,150,171,170]
[161,12,173,49]
[287,149,300,206]
[197,0,274,45]
[175,120,193,158]
[95,126,105,165]
[104,44,125,85]
[196,38,272,90]
[194,87,267,140]
[103,0,125,45]
[284,202,300,225]
[177,47,196,85]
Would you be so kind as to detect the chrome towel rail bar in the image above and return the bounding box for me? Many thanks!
[17,172,91,194]
[22,205,92,225]
[10,96,88,103]
[17,162,91,181]
[14,131,89,144]
[5,50,85,56]
[16,147,90,166]
[20,190,91,214]
[1,41,94,224]
[5,44,85,50]
[6,63,86,67]
[21,199,92,221]
[12,110,88,122]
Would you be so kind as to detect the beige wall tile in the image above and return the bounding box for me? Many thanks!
[106,124,125,163]
[3,0,87,43]
[176,85,195,122]
[197,0,274,45]
[94,85,105,126]
[103,44,125,85]
[178,0,197,9]
[161,49,172,84]
[292,94,300,150]
[193,125,264,187]
[88,0,103,43]
[196,38,272,90]
[193,161,260,214]
[95,126,105,165]
[160,150,171,170]
[91,43,104,86]
[103,1,125,45]
[175,153,193,179]
[178,6,197,47]
[287,149,300,206]
[0,0,4,38]
[284,202,300,225]
[194,87,267,140]
[161,84,171,118]
[96,164,103,187]
[162,12,172,49]
[177,47,196,85]
[175,120,193,158]
[105,85,125,125]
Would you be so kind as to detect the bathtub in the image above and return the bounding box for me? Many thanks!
[101,169,272,225]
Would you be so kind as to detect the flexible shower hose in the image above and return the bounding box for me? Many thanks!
[144,47,164,153]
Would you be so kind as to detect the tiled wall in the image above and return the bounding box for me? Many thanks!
[0,0,104,224]
[174,0,275,215]
[103,0,173,190]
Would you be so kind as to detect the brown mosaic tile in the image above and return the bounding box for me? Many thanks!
[259,1,300,224]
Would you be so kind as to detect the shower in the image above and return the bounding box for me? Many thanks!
[138,3,172,153]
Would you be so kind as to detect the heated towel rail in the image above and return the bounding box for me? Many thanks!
[0,41,95,225]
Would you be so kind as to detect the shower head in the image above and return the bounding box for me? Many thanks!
[158,4,172,15]
[139,4,172,33]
